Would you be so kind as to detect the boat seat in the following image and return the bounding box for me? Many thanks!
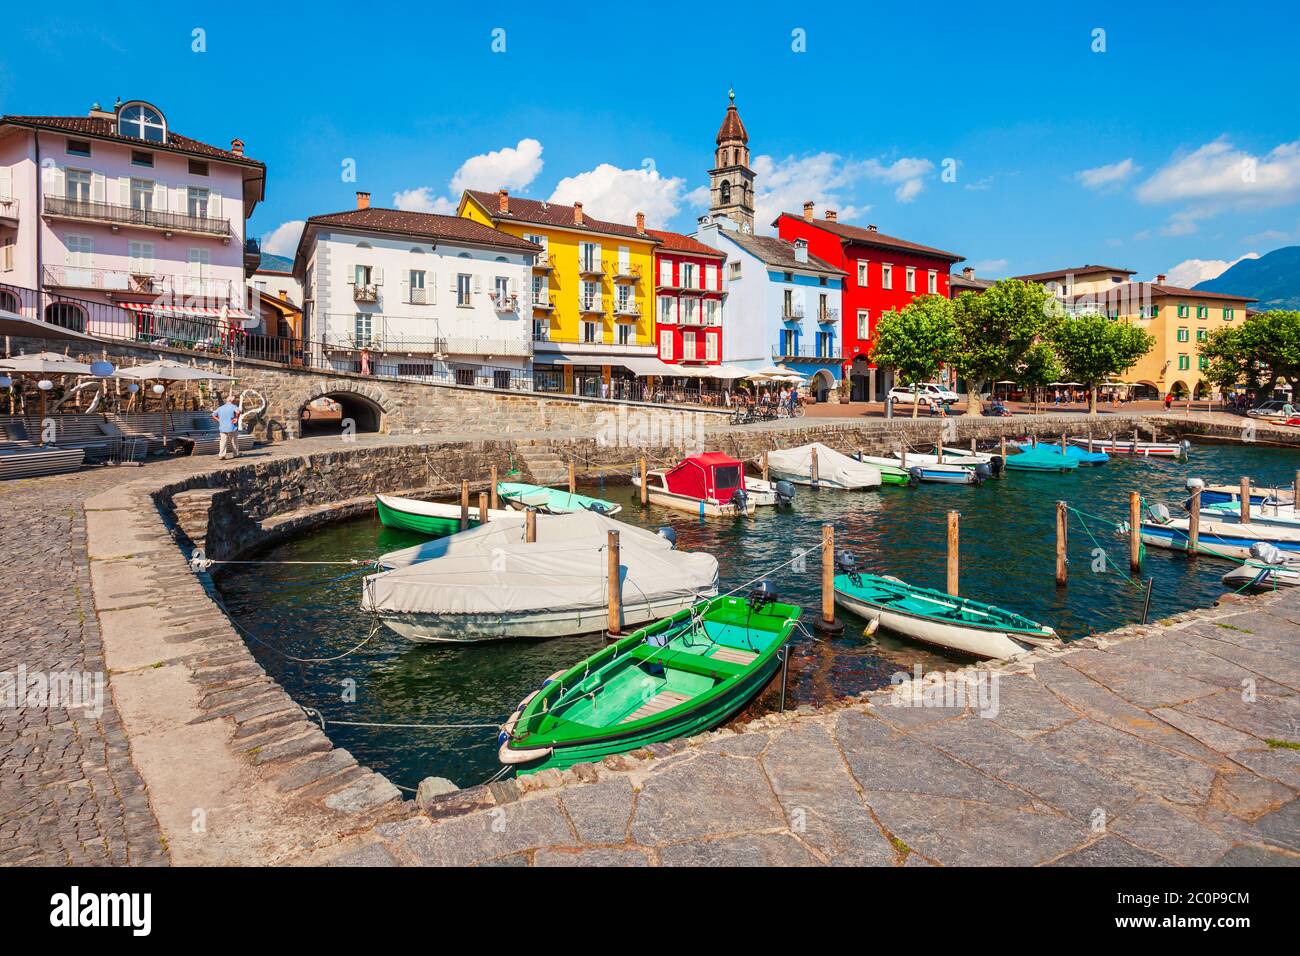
[620,690,691,724]
[710,647,757,666]
[629,645,749,679]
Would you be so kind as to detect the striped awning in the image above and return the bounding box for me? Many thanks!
[120,301,255,321]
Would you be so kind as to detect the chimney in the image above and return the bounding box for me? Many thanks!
[825,209,837,222]
[1156,274,1167,284]
[230,138,244,157]
[802,201,814,222]
[867,224,878,233]
[278,289,289,300]
[356,191,371,210]
[573,201,584,226]
[636,211,646,235]
[962,267,975,280]
[793,239,809,264]
[497,189,509,214]
[87,102,115,120]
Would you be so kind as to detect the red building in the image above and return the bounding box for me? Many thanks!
[775,203,963,401]
[648,229,727,366]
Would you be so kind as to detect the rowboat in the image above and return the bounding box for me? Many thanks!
[498,592,802,772]
[1193,481,1294,508]
[1062,444,1110,465]
[855,454,982,485]
[496,481,622,516]
[362,512,718,642]
[766,442,882,490]
[933,446,1005,474]
[375,493,513,537]
[632,452,757,517]
[1003,445,1079,472]
[1068,437,1188,458]
[1139,504,1300,561]
[833,569,1058,660]
[1222,561,1300,592]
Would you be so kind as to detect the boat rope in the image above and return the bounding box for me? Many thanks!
[1066,505,1144,588]
[192,556,383,569]
[299,706,508,732]
[226,614,386,664]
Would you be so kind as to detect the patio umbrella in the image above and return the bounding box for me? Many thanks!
[0,351,98,419]
[115,360,234,445]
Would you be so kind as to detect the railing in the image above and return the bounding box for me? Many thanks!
[579,296,603,313]
[319,328,533,358]
[782,305,805,320]
[353,285,378,303]
[612,262,641,281]
[531,294,555,311]
[772,346,843,361]
[818,307,840,323]
[613,299,641,316]
[532,323,550,342]
[43,195,232,238]
[0,195,17,221]
[489,290,520,313]
[42,265,237,302]
[577,257,605,276]
[532,254,555,271]
[409,287,429,304]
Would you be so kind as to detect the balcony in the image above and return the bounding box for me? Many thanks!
[532,294,555,312]
[782,305,805,321]
[243,237,261,277]
[817,307,840,324]
[613,298,641,318]
[532,322,551,342]
[0,195,17,227]
[489,290,519,313]
[532,254,555,272]
[320,330,532,358]
[577,258,605,277]
[612,262,641,282]
[772,345,843,362]
[42,264,236,302]
[409,287,429,305]
[353,284,378,303]
[43,195,233,239]
[579,296,604,314]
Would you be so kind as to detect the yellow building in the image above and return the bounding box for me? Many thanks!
[1014,264,1136,299]
[1069,279,1256,399]
[459,189,660,397]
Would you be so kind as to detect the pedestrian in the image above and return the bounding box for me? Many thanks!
[360,347,371,376]
[213,393,242,460]
[1164,392,1173,411]
[779,385,789,409]
[788,383,799,413]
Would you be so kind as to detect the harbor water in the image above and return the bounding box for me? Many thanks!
[217,441,1300,791]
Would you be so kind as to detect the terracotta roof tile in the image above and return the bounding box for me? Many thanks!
[775,214,964,263]
[647,229,726,258]
[304,207,541,252]
[723,232,844,277]
[1013,264,1136,282]
[1,114,262,166]
[1070,282,1257,305]
[465,190,657,242]
[715,103,748,145]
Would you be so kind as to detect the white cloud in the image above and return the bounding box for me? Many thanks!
[1137,138,1300,207]
[969,258,1008,275]
[749,152,870,232]
[862,157,935,203]
[549,164,685,226]
[394,138,545,216]
[450,138,544,193]
[1076,158,1140,190]
[1164,253,1259,288]
[261,220,304,257]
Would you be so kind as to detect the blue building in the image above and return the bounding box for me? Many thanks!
[694,215,845,402]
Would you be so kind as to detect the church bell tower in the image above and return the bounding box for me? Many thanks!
[708,90,755,234]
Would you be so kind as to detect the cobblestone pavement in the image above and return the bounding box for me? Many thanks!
[308,594,1300,867]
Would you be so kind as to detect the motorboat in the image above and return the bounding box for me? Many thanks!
[631,452,757,517]
[766,442,882,490]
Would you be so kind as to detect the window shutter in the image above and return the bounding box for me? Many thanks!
[429,276,436,304]
[593,243,602,268]
[346,264,355,284]
[91,172,106,203]
[374,267,384,286]
[472,275,482,294]
[660,330,673,360]
[153,182,167,210]
[509,277,518,296]
[119,177,130,205]
[0,166,11,199]
[42,164,64,197]
[208,188,221,218]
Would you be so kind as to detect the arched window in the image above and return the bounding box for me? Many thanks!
[45,302,86,332]
[0,290,19,314]
[408,247,424,254]
[118,102,166,142]
[495,256,508,263]
[356,241,372,249]
[720,180,731,204]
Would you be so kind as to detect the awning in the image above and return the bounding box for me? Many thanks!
[0,308,101,343]
[120,301,255,321]
[613,357,689,377]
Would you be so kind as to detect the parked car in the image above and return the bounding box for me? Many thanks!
[1247,400,1293,420]
[888,383,959,408]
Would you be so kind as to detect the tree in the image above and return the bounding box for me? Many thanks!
[1050,314,1155,414]
[950,279,1058,416]
[1199,310,1300,398]
[1017,341,1063,414]
[870,295,957,417]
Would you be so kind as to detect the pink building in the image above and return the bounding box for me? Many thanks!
[0,99,265,343]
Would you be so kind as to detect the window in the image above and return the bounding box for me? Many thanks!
[928,270,937,294]
[130,179,153,211]
[118,103,166,142]
[617,324,633,346]
[531,273,545,306]
[188,159,209,176]
[705,263,718,289]
[64,235,93,276]
[1177,304,1189,318]
[683,331,697,360]
[882,265,893,290]
[455,368,475,386]
[187,186,209,218]
[128,240,154,274]
[1223,307,1235,320]
[783,272,793,282]
[659,329,673,360]
[720,180,731,204]
[682,296,700,325]
[579,242,600,272]
[1141,304,1159,318]
[704,299,720,326]
[65,169,92,202]
[1198,356,1208,370]
[493,370,512,390]
[354,313,372,347]
[817,331,833,357]
[1178,354,1190,371]
[616,284,632,312]
[456,273,472,306]
[682,263,696,288]
[67,139,91,157]
[819,293,828,319]
[495,276,510,302]
[857,310,869,339]
[659,296,675,324]
[1196,305,1209,319]
[354,264,373,286]
[783,289,794,317]
[533,318,549,341]
[130,150,154,168]
[1196,328,1207,342]
[819,276,828,286]
[705,335,718,361]
[410,269,427,304]
[1177,327,1189,342]
[581,280,600,311]
[905,267,916,292]
[659,259,673,285]
[857,261,868,286]
[729,261,741,280]
[582,321,598,343]
[187,247,211,295]
[780,329,796,355]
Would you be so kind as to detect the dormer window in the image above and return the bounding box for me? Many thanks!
[118,102,166,143]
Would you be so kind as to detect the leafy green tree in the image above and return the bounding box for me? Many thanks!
[1050,314,1155,414]
[1017,341,1063,414]
[870,294,957,418]
[1199,310,1300,397]
[950,279,1058,415]
[1199,325,1251,397]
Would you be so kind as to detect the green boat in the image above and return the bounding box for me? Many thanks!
[498,593,802,773]
[497,481,623,515]
[375,493,513,537]
[874,462,916,486]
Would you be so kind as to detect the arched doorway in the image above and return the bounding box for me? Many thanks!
[1168,380,1189,400]
[849,356,873,403]
[809,369,835,403]
[0,290,19,314]
[299,390,384,435]
[1131,381,1159,401]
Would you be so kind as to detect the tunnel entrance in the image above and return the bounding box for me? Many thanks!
[299,391,384,436]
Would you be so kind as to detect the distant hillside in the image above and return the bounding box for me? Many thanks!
[1195,245,1300,310]
[256,252,294,273]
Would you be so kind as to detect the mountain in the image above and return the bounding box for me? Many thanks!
[255,252,295,273]
[1194,245,1300,310]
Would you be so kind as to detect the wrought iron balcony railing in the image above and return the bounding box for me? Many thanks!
[44,195,233,238]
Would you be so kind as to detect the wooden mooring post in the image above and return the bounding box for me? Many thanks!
[1240,476,1251,525]
[761,451,769,482]
[947,511,960,596]
[1129,491,1142,572]
[525,509,537,542]
[999,436,1006,474]
[459,480,470,531]
[478,492,488,525]
[568,460,576,494]
[489,464,498,510]
[810,445,820,487]
[815,523,844,633]
[607,529,622,637]
[1055,501,1068,587]
[638,457,648,505]
[1188,486,1201,557]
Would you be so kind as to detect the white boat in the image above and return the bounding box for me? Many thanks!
[1222,559,1300,592]
[766,442,882,490]
[857,454,982,485]
[363,512,719,642]
[1199,501,1300,529]
[934,445,1005,474]
[743,476,795,506]
[631,452,757,518]
[1069,437,1188,458]
[1140,504,1300,561]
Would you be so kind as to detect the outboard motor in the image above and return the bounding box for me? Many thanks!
[1180,439,1193,458]
[656,526,678,549]
[988,455,1004,476]
[731,487,750,514]
[774,479,797,506]
[1146,502,1172,524]
[1185,477,1205,492]
[584,501,614,515]
[835,549,862,585]
[973,462,993,484]
[908,466,925,486]
[747,580,778,611]
[1250,542,1287,567]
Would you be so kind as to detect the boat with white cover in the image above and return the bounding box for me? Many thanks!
[766,442,882,490]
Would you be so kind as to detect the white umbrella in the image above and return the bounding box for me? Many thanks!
[115,360,235,444]
[0,352,97,419]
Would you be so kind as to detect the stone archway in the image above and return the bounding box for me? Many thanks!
[1168,380,1189,400]
[809,369,836,403]
[298,379,392,436]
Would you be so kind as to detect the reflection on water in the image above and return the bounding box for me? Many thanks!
[218,442,1300,789]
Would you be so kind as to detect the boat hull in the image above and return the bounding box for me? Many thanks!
[1141,520,1300,561]
[834,589,1041,660]
[1069,438,1185,457]
[631,476,756,516]
[858,455,977,484]
[1222,563,1300,592]
[375,495,485,536]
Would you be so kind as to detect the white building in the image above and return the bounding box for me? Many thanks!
[293,193,540,387]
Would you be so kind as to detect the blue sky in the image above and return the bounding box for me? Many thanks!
[4,1,1299,286]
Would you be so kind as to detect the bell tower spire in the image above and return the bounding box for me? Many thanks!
[708,89,755,234]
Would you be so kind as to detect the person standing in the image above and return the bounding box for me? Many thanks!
[213,394,242,460]
[1164,392,1173,411]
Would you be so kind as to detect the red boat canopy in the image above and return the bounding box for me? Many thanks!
[664,452,746,504]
